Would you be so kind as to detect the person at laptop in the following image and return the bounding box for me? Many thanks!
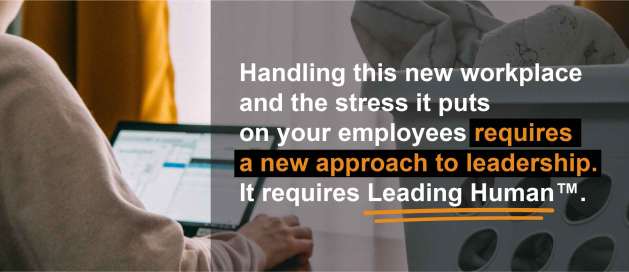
[0,2,312,270]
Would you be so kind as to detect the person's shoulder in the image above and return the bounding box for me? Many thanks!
[0,34,58,69]
[0,34,75,101]
[0,33,85,122]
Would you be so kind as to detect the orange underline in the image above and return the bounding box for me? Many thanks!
[374,215,544,224]
[363,207,554,216]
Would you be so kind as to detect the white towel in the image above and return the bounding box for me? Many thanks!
[351,1,629,68]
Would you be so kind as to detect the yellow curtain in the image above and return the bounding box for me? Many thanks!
[576,1,629,47]
[21,1,177,136]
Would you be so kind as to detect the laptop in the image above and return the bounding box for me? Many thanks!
[110,121,278,236]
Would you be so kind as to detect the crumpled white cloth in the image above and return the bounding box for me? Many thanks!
[351,1,629,68]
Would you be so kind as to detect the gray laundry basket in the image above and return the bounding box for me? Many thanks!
[361,65,629,271]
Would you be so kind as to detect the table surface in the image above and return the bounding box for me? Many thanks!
[307,230,407,271]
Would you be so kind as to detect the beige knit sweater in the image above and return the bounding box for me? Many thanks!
[0,33,265,271]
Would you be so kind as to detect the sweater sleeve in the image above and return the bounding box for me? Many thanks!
[0,33,264,271]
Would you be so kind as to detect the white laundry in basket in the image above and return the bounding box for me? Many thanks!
[353,1,629,270]
[351,1,628,68]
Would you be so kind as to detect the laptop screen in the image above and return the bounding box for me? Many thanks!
[111,127,271,229]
